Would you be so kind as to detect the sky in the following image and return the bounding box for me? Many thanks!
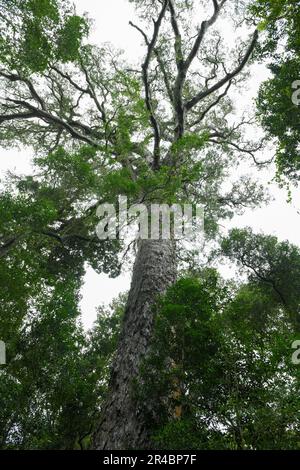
[1,0,300,329]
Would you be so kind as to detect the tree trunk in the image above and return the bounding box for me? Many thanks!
[93,238,177,450]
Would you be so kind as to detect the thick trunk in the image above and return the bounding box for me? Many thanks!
[93,239,177,450]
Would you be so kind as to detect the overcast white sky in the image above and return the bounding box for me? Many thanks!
[1,0,300,329]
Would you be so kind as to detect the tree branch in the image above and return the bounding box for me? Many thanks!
[0,111,37,123]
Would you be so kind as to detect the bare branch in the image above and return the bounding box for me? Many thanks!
[190,80,232,128]
[51,64,107,123]
[185,0,226,70]
[50,65,88,94]
[0,70,46,110]
[168,0,184,69]
[2,98,101,147]
[209,138,273,166]
[133,0,169,170]
[129,21,173,104]
[169,0,227,139]
[0,236,20,258]
[168,0,185,138]
[80,62,107,122]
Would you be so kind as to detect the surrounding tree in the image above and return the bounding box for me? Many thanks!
[251,0,300,181]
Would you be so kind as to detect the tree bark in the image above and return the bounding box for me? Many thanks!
[93,238,177,450]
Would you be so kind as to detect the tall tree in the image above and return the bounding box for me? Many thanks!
[0,0,266,449]
[251,0,300,182]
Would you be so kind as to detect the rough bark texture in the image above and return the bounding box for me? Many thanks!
[93,239,177,450]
